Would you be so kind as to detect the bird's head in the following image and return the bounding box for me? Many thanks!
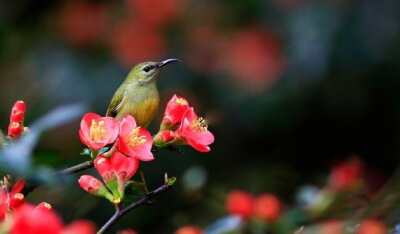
[126,58,180,84]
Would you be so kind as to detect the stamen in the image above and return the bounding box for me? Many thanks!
[191,117,208,131]
[176,98,187,105]
[126,127,146,148]
[89,120,107,141]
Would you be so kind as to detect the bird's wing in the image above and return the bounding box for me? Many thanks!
[106,94,125,117]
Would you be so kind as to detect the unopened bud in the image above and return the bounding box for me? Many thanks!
[9,193,25,209]
[154,130,175,146]
[35,202,52,211]
[8,122,23,138]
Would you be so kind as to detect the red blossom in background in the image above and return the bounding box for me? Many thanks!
[78,113,119,151]
[357,219,386,234]
[118,115,154,161]
[161,94,190,127]
[62,220,96,234]
[117,229,138,234]
[329,157,363,192]
[174,226,203,234]
[176,108,214,152]
[111,20,166,66]
[217,29,286,93]
[321,220,343,234]
[11,204,63,234]
[125,0,182,28]
[253,193,282,222]
[11,203,95,234]
[225,190,254,219]
[59,2,109,47]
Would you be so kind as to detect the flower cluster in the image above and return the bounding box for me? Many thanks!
[7,101,27,139]
[226,190,283,222]
[154,95,214,152]
[78,94,213,203]
[0,177,95,234]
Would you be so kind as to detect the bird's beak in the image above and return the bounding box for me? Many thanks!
[157,58,180,68]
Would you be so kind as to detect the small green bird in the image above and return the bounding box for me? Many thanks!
[106,58,179,127]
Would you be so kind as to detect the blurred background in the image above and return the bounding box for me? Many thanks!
[1,0,400,233]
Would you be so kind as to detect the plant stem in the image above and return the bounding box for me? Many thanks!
[97,182,171,234]
[58,160,94,174]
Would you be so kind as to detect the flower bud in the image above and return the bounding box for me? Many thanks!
[9,193,25,209]
[8,122,23,138]
[78,175,114,202]
[10,101,26,122]
[35,202,52,211]
[161,95,190,130]
[154,130,175,146]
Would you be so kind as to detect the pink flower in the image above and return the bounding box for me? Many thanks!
[94,152,139,201]
[162,95,190,126]
[78,113,119,151]
[10,203,96,234]
[176,108,214,152]
[11,204,64,234]
[225,190,254,219]
[118,115,154,161]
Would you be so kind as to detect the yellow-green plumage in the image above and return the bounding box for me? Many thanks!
[106,59,179,127]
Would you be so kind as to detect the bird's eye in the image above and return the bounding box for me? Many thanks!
[143,66,150,72]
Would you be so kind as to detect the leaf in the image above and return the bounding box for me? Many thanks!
[168,177,177,186]
[126,181,148,196]
[80,148,91,157]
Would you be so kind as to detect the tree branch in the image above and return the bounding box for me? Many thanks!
[97,182,171,234]
[58,160,94,174]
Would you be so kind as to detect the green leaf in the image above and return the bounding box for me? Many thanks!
[80,148,91,157]
[168,177,177,186]
[126,180,148,195]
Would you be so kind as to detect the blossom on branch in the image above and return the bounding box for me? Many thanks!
[175,108,214,152]
[161,94,189,129]
[92,152,139,202]
[78,175,114,202]
[118,115,154,161]
[79,113,119,151]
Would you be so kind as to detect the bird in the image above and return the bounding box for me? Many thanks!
[106,58,179,127]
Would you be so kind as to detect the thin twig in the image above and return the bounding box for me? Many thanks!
[58,160,94,174]
[97,182,171,234]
